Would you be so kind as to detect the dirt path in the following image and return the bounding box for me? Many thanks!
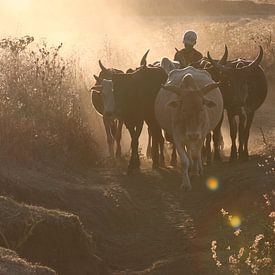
[0,149,274,274]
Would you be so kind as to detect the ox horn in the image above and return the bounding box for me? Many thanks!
[219,45,228,65]
[94,74,103,83]
[99,60,108,72]
[207,51,230,72]
[238,46,263,72]
[140,49,150,66]
[182,74,197,89]
[161,84,182,95]
[200,82,220,95]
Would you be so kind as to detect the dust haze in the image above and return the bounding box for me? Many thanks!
[2,0,273,156]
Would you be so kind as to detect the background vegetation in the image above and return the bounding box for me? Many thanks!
[0,36,97,167]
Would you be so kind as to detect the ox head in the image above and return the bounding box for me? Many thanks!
[125,49,151,73]
[92,75,115,117]
[96,60,114,83]
[162,74,219,142]
[207,46,263,112]
[91,50,152,118]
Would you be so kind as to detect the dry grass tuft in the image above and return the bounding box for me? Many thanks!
[211,192,274,274]
[0,247,56,275]
[0,196,109,275]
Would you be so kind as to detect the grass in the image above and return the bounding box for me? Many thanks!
[0,36,98,167]
[0,247,56,275]
[211,193,274,274]
[0,196,109,275]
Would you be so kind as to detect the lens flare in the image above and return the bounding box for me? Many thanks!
[206,177,219,191]
[229,216,241,228]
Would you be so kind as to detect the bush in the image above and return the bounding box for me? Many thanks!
[0,36,98,166]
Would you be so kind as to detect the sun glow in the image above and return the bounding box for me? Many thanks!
[2,0,32,12]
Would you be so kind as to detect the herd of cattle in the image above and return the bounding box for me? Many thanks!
[91,46,268,191]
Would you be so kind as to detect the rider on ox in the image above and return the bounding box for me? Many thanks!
[174,31,203,66]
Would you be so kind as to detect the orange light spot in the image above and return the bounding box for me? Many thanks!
[206,177,219,191]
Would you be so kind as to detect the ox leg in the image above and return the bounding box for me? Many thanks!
[165,132,177,166]
[150,124,161,170]
[170,144,177,167]
[198,152,203,175]
[189,142,204,177]
[128,121,144,172]
[205,133,212,164]
[228,112,238,162]
[238,112,247,160]
[146,127,152,159]
[159,131,165,167]
[213,113,224,162]
[243,112,254,160]
[115,120,123,159]
[103,115,115,158]
[173,135,191,191]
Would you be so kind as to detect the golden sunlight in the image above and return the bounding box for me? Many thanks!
[2,0,32,12]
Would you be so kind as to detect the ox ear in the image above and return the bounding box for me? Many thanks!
[203,99,216,108]
[167,100,181,108]
[162,84,182,96]
[91,85,102,93]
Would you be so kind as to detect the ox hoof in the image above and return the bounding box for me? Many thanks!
[238,152,249,161]
[180,184,192,192]
[115,152,122,160]
[213,153,222,163]
[146,148,152,159]
[146,153,152,159]
[190,174,200,181]
[152,163,160,170]
[229,155,238,162]
[159,159,165,168]
[127,168,140,175]
[229,150,238,162]
[206,158,212,165]
[170,160,177,167]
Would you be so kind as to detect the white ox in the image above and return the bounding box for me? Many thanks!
[92,77,123,159]
[152,57,181,74]
[155,66,223,191]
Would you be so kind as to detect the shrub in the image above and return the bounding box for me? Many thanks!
[0,36,98,166]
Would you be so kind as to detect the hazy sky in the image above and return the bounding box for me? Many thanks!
[0,1,110,39]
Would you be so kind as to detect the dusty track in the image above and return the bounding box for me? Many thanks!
[0,150,274,274]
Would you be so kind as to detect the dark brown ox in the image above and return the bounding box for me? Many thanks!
[91,52,152,159]
[207,46,268,161]
[93,52,167,171]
